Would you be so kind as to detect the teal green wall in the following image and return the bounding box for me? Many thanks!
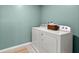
[0,5,79,52]
[0,5,41,50]
[41,5,79,52]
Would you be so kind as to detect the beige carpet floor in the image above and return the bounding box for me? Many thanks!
[9,44,36,53]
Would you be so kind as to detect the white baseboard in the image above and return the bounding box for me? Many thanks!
[0,42,32,53]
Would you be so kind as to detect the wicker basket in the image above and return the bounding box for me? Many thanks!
[47,24,59,30]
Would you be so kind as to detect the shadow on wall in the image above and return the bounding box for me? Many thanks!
[73,35,79,53]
